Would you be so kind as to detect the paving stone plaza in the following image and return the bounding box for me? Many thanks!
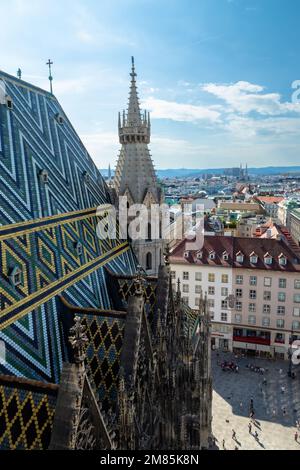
[211,351,300,450]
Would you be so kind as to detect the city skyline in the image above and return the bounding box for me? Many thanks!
[1,0,300,170]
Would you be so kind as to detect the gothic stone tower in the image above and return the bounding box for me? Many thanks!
[114,58,165,274]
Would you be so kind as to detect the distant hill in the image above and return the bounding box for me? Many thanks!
[100,166,300,179]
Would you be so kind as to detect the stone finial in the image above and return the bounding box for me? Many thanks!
[69,316,89,364]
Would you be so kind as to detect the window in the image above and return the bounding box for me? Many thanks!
[249,303,256,312]
[279,278,286,289]
[172,284,176,292]
[6,96,13,109]
[263,304,271,314]
[279,256,287,266]
[55,113,64,124]
[182,296,189,304]
[183,272,189,280]
[221,312,228,322]
[249,276,257,286]
[264,277,272,287]
[276,319,285,329]
[208,299,215,308]
[209,251,216,260]
[221,300,228,309]
[292,321,300,330]
[39,169,49,184]
[293,307,300,317]
[221,287,228,297]
[222,274,229,283]
[236,253,244,263]
[208,286,215,295]
[223,252,229,261]
[195,298,200,307]
[75,241,83,256]
[208,273,215,282]
[236,275,243,285]
[264,254,273,265]
[197,251,203,260]
[249,290,257,299]
[236,301,242,311]
[182,284,189,293]
[295,280,300,289]
[236,288,243,298]
[235,314,242,323]
[171,271,176,279]
[264,291,271,301]
[277,306,285,315]
[9,266,22,287]
[294,294,300,303]
[146,252,152,270]
[262,317,270,327]
[147,223,152,241]
[250,255,258,264]
[278,292,286,302]
[195,272,202,281]
[248,315,256,325]
[210,312,215,320]
[195,285,202,294]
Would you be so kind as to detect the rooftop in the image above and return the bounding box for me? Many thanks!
[170,235,300,272]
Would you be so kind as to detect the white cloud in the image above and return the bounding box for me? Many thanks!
[141,97,221,123]
[225,115,300,138]
[203,81,300,116]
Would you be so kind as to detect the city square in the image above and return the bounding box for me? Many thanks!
[211,351,300,450]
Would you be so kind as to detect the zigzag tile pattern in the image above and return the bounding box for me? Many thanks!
[0,71,137,382]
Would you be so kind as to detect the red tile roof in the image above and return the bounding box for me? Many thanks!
[255,196,284,204]
[170,235,300,272]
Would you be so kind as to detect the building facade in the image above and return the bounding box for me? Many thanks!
[290,208,300,247]
[113,58,164,274]
[170,235,300,359]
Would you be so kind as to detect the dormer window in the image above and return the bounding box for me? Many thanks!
[278,254,287,266]
[39,169,49,184]
[264,253,273,265]
[223,251,229,261]
[196,251,203,260]
[6,95,13,110]
[9,266,22,287]
[184,251,189,259]
[75,241,83,257]
[83,171,90,184]
[209,251,216,260]
[250,252,258,264]
[55,113,64,124]
[236,251,244,264]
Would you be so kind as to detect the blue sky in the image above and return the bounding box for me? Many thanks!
[1,0,300,169]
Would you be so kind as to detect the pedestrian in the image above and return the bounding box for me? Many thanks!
[232,429,236,440]
[272,409,276,417]
[283,407,287,416]
[281,386,285,394]
[239,402,243,409]
[234,446,239,450]
[222,439,225,449]
[295,432,298,442]
[248,423,252,433]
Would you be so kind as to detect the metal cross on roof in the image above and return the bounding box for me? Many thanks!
[46,59,54,94]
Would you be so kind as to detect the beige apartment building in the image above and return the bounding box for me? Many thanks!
[170,235,300,359]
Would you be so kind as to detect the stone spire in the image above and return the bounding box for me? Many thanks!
[127,57,142,126]
[114,57,159,204]
[113,57,165,274]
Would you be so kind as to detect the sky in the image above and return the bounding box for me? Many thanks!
[1,0,300,170]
